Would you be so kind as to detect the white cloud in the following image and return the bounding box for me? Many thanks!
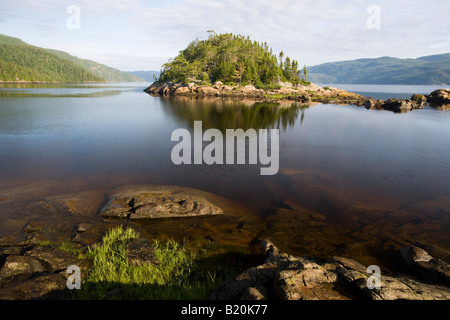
[0,0,449,70]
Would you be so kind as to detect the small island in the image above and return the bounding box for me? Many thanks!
[145,33,450,113]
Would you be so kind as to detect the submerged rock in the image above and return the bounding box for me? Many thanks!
[100,187,223,220]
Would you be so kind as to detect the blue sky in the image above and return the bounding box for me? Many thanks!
[1,0,449,71]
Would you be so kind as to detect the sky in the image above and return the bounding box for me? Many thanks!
[1,0,449,71]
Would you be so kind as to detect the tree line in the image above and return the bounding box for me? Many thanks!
[158,33,309,87]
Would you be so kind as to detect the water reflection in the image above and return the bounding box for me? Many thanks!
[0,89,123,98]
[159,97,313,131]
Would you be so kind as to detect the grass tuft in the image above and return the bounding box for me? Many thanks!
[76,226,240,300]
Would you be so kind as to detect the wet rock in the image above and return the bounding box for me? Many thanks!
[0,273,68,300]
[381,99,423,113]
[400,246,433,267]
[401,246,450,285]
[23,222,42,234]
[0,246,25,256]
[126,238,159,266]
[426,89,450,109]
[73,223,93,233]
[0,255,45,280]
[100,188,223,220]
[0,235,16,246]
[210,240,450,300]
[24,246,89,273]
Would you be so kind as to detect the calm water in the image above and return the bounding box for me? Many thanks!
[1,83,449,268]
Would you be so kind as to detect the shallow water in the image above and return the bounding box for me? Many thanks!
[1,83,449,270]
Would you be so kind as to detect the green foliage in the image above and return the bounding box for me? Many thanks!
[0,34,144,83]
[47,49,145,82]
[0,42,104,83]
[77,226,240,300]
[159,33,303,86]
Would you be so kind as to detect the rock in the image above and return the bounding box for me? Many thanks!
[410,94,427,106]
[0,235,16,246]
[0,255,45,280]
[0,273,68,300]
[0,246,25,256]
[273,265,340,300]
[172,86,191,96]
[400,246,433,267]
[400,246,450,285]
[240,286,269,300]
[426,89,450,108]
[210,239,450,300]
[381,99,423,113]
[23,222,43,234]
[213,81,224,89]
[197,86,219,96]
[126,238,159,266]
[364,99,383,110]
[24,246,89,273]
[100,188,223,220]
[73,223,93,233]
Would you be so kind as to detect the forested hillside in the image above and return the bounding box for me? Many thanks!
[0,36,104,82]
[308,54,450,85]
[0,34,144,83]
[158,33,308,87]
[47,49,144,82]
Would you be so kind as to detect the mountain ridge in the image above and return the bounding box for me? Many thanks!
[308,53,450,85]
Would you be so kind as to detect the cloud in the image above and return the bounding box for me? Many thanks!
[1,0,449,70]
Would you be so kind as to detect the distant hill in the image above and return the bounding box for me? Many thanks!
[47,49,145,82]
[125,70,160,82]
[307,53,450,85]
[0,34,144,83]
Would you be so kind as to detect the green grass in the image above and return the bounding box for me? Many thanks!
[58,240,83,257]
[76,226,241,300]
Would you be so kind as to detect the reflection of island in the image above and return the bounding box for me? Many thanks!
[159,97,313,131]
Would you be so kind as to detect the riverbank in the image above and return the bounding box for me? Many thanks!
[144,81,450,113]
[1,184,449,300]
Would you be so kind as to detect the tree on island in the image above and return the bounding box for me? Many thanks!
[157,33,310,87]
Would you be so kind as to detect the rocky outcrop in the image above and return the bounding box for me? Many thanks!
[401,246,450,285]
[145,81,450,113]
[100,187,223,219]
[0,244,90,299]
[364,97,425,113]
[210,240,450,300]
[426,89,450,109]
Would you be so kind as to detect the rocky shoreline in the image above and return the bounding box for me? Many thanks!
[210,240,450,300]
[1,185,450,300]
[144,81,450,113]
